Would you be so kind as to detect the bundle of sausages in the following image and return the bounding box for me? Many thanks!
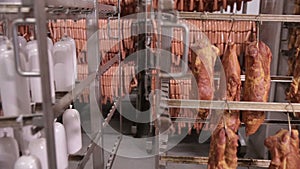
[100,62,137,104]
[98,0,136,16]
[265,129,300,169]
[152,0,252,12]
[18,25,34,41]
[172,20,256,61]
[169,79,201,134]
[48,19,87,62]
[77,64,90,103]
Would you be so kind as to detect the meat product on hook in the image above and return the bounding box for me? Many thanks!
[265,129,300,169]
[191,44,219,120]
[286,48,300,118]
[207,126,239,169]
[242,41,272,136]
[220,43,241,132]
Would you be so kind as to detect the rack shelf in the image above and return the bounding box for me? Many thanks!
[0,0,94,9]
[179,12,300,23]
[0,113,42,128]
[0,72,97,128]
[162,99,300,113]
[161,155,270,168]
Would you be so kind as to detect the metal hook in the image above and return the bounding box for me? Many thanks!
[287,111,292,135]
[225,99,232,114]
[285,102,295,135]
[256,21,260,46]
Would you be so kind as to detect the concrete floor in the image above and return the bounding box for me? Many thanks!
[69,102,264,169]
[68,129,262,169]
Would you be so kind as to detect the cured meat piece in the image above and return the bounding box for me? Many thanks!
[208,126,239,169]
[221,43,241,132]
[242,41,272,136]
[286,48,300,118]
[265,129,300,169]
[191,44,218,120]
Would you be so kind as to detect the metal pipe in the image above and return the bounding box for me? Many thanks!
[34,0,57,168]
[12,18,40,77]
[179,12,300,22]
[163,99,300,112]
[160,155,271,168]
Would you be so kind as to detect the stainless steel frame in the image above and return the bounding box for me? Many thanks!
[160,155,271,168]
[163,99,300,113]
[179,12,300,22]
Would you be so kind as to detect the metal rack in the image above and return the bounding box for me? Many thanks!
[150,2,300,169]
[0,0,122,169]
[179,12,300,22]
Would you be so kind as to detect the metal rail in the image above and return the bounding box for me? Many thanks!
[53,72,97,118]
[173,74,293,83]
[241,75,293,83]
[100,54,119,75]
[0,0,94,9]
[103,99,120,127]
[170,117,300,125]
[179,12,300,23]
[160,156,270,168]
[163,99,300,113]
[105,135,122,169]
[0,113,43,128]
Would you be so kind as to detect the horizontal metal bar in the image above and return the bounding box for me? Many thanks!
[0,0,93,10]
[0,73,95,127]
[171,74,293,83]
[100,54,119,75]
[179,12,300,23]
[170,117,300,125]
[46,0,94,9]
[0,113,43,128]
[53,72,97,118]
[103,99,120,127]
[160,156,270,168]
[240,75,293,83]
[163,99,300,112]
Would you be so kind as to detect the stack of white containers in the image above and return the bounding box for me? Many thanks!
[26,37,56,103]
[0,34,82,169]
[53,35,77,92]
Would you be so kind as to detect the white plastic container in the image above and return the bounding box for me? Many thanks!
[14,153,42,169]
[54,122,68,169]
[26,39,55,103]
[28,138,48,169]
[0,133,20,169]
[0,42,31,116]
[53,36,77,92]
[63,107,82,154]
[62,36,77,80]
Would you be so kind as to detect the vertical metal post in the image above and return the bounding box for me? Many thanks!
[86,0,104,168]
[117,0,123,135]
[33,0,57,168]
